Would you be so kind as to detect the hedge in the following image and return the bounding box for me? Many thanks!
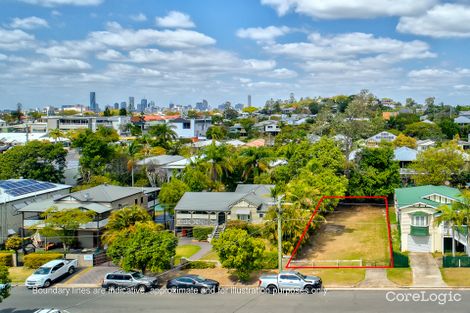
[24,253,63,269]
[0,252,13,267]
[226,221,263,237]
[393,251,410,268]
[187,261,216,269]
[193,226,214,241]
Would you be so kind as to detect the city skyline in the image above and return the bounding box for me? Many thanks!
[2,0,470,109]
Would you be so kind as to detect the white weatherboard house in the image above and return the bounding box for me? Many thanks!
[395,185,469,254]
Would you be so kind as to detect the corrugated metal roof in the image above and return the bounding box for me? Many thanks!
[19,199,111,213]
[395,185,462,209]
[394,147,418,162]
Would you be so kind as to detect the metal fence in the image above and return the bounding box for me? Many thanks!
[443,256,470,268]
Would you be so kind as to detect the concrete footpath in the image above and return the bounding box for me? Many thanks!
[358,269,397,288]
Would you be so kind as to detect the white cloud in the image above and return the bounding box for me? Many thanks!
[266,32,435,62]
[96,49,124,61]
[51,10,61,16]
[397,4,470,38]
[269,68,298,78]
[0,27,35,50]
[88,23,215,49]
[236,26,291,43]
[10,16,49,29]
[155,11,195,28]
[261,0,436,19]
[243,59,276,71]
[28,58,91,73]
[130,13,147,22]
[19,0,103,6]
[408,68,470,80]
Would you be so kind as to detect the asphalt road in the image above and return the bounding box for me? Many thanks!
[2,287,470,313]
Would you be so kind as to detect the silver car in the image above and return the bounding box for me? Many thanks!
[101,271,158,292]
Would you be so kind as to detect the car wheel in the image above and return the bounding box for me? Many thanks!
[199,287,208,294]
[266,285,278,294]
[43,280,51,288]
[137,285,147,293]
[68,267,75,275]
[303,285,314,294]
[107,284,117,292]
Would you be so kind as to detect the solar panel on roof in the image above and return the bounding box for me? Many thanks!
[0,179,59,197]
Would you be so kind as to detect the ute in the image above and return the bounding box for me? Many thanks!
[25,259,77,288]
[258,271,322,294]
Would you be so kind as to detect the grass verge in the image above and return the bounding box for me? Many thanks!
[299,269,366,287]
[386,268,412,286]
[440,268,470,287]
[9,267,35,283]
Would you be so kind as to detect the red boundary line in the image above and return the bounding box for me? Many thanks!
[285,195,395,269]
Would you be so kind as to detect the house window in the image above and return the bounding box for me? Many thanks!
[411,215,428,227]
[237,214,251,221]
[183,122,191,129]
[135,199,138,205]
[259,213,264,218]
[141,197,144,204]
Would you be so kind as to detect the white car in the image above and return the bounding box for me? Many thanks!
[26,259,77,288]
[34,309,70,313]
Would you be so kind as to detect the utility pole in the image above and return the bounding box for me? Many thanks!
[277,195,285,272]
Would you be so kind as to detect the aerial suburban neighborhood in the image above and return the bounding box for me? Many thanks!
[1,0,470,312]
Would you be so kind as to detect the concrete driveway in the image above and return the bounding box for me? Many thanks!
[178,237,212,261]
[409,253,446,287]
[358,269,396,288]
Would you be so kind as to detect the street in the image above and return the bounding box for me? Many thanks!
[2,287,470,313]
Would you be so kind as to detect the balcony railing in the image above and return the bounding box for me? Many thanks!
[24,218,109,229]
[176,218,218,226]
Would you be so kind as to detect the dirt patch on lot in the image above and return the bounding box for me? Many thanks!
[296,205,390,266]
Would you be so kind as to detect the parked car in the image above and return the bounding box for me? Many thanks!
[166,275,219,294]
[25,259,77,288]
[101,271,158,292]
[258,271,322,293]
[34,309,70,313]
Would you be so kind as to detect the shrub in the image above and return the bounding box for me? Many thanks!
[393,251,409,268]
[192,226,213,241]
[262,251,278,269]
[24,253,62,269]
[226,221,262,237]
[187,261,216,269]
[0,253,13,267]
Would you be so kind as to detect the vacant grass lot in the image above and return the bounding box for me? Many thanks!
[298,268,366,287]
[387,268,413,286]
[440,268,470,287]
[297,206,391,267]
[9,267,34,283]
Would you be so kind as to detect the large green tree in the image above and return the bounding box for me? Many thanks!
[0,265,11,303]
[148,124,177,149]
[159,179,190,210]
[404,122,443,140]
[0,140,67,182]
[411,141,466,185]
[213,228,265,281]
[107,222,177,273]
[349,146,400,196]
[39,207,95,256]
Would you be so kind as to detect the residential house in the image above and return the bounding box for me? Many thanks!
[417,139,436,152]
[395,185,469,254]
[254,120,281,135]
[19,184,159,249]
[0,179,71,244]
[0,119,6,127]
[394,147,418,176]
[454,111,470,125]
[44,116,131,135]
[365,131,397,147]
[228,124,247,137]
[168,118,212,139]
[174,184,275,236]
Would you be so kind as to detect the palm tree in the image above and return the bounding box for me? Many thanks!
[102,205,152,245]
[203,143,235,183]
[148,123,177,149]
[434,205,464,256]
[49,129,65,143]
[127,141,143,186]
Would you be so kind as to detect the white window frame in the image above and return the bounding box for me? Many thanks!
[411,215,428,227]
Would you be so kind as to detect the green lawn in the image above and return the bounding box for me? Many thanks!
[303,269,366,287]
[387,268,413,286]
[440,268,470,287]
[9,267,35,283]
[174,245,201,265]
[200,250,219,261]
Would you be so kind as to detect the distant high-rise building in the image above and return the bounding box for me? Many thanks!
[139,98,148,112]
[114,102,119,110]
[90,92,97,112]
[248,95,252,107]
[128,97,135,112]
[120,101,127,109]
[169,103,175,109]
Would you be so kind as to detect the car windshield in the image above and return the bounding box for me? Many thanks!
[192,276,206,282]
[34,267,51,275]
[131,272,144,279]
[296,273,306,280]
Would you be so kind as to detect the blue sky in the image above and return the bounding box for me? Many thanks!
[1,0,470,109]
